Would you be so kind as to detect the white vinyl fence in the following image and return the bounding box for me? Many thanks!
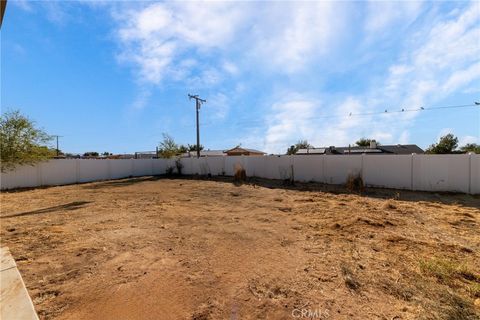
[1,154,479,194]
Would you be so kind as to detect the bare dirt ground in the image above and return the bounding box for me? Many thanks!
[1,176,479,320]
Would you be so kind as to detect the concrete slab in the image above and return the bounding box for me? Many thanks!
[1,247,39,320]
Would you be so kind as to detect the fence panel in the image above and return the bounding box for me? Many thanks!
[1,164,38,189]
[78,160,110,183]
[324,156,362,185]
[363,155,412,189]
[40,160,77,186]
[1,156,479,194]
[110,159,133,179]
[242,156,262,177]
[133,159,153,177]
[224,156,244,176]
[152,159,168,175]
[292,155,324,182]
[206,157,225,175]
[471,154,480,194]
[412,155,470,193]
[263,156,292,180]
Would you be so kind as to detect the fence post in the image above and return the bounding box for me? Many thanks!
[36,162,43,186]
[468,153,472,194]
[75,159,80,183]
[361,153,365,178]
[322,155,326,183]
[107,160,112,180]
[222,156,226,175]
[410,153,415,191]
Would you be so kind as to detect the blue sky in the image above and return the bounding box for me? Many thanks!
[2,0,479,154]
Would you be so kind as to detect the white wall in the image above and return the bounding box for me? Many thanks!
[412,154,470,193]
[471,154,480,195]
[324,156,362,185]
[363,155,412,190]
[1,155,478,194]
[110,160,133,179]
[293,156,324,182]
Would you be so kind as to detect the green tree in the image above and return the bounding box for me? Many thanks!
[426,134,459,154]
[83,152,99,157]
[460,143,480,154]
[0,110,53,172]
[287,140,313,155]
[188,144,204,152]
[355,138,380,147]
[158,133,182,158]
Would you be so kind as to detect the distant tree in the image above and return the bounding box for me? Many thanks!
[287,140,313,155]
[188,144,204,152]
[178,145,188,154]
[102,152,112,156]
[459,143,480,154]
[426,134,459,154]
[355,138,380,147]
[83,152,99,157]
[0,110,53,172]
[158,133,183,158]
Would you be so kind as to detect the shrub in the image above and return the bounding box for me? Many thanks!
[165,166,175,176]
[175,159,183,175]
[346,174,364,192]
[234,164,246,183]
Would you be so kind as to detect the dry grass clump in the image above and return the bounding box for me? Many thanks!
[233,164,246,183]
[346,174,364,192]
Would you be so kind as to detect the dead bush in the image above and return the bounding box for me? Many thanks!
[346,174,364,192]
[175,159,183,175]
[233,164,246,183]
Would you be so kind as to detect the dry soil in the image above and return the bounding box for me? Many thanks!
[1,176,479,320]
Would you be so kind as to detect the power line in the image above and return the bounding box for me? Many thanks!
[212,102,480,128]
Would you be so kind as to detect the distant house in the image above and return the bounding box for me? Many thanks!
[182,150,226,157]
[297,142,424,155]
[225,146,266,156]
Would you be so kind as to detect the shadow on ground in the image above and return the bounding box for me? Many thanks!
[1,201,92,219]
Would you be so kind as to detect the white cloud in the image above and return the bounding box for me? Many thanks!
[251,2,347,73]
[264,95,319,153]
[206,93,229,121]
[116,2,249,84]
[364,1,424,33]
[113,2,479,151]
[222,61,239,76]
[115,1,350,83]
[260,3,480,153]
[459,135,479,146]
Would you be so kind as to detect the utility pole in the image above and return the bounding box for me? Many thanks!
[52,135,62,157]
[188,94,206,158]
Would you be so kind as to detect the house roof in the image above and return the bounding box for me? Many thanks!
[377,144,424,154]
[182,150,226,157]
[225,147,266,154]
[295,144,424,155]
[297,148,326,154]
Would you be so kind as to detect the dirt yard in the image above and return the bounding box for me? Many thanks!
[1,176,479,319]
